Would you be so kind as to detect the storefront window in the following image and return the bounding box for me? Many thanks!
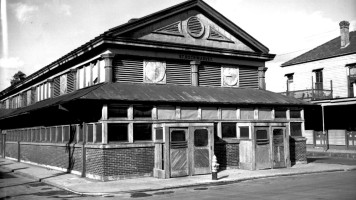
[133,123,152,141]
[222,123,236,138]
[290,109,301,118]
[108,123,128,142]
[133,106,152,118]
[108,105,128,118]
[290,122,302,137]
[275,108,287,119]
[239,126,249,139]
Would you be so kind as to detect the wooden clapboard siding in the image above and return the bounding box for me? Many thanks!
[198,65,221,87]
[282,54,356,97]
[166,61,191,85]
[67,72,75,93]
[53,77,60,97]
[239,67,258,89]
[113,58,143,83]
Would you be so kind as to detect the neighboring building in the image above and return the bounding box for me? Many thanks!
[0,0,309,181]
[281,21,356,150]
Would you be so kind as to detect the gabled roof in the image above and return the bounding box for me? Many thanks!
[0,82,310,121]
[105,0,270,53]
[1,0,273,99]
[282,31,356,67]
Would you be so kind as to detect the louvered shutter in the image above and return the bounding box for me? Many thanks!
[113,58,143,83]
[198,65,221,87]
[67,72,75,93]
[166,61,191,85]
[239,67,259,89]
[53,77,60,97]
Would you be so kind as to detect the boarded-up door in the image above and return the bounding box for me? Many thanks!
[272,128,286,168]
[170,128,188,177]
[191,127,212,175]
[255,127,271,169]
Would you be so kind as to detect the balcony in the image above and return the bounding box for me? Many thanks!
[281,89,333,101]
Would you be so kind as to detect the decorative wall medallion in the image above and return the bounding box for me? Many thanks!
[144,61,166,83]
[222,67,239,87]
[187,17,205,38]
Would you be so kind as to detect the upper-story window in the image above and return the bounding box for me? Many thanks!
[77,60,105,90]
[36,82,51,102]
[348,65,356,97]
[144,61,166,84]
[313,69,323,90]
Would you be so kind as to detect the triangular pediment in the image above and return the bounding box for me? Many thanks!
[105,0,269,53]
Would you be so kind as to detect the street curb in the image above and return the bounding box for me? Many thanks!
[31,168,356,196]
[2,162,356,197]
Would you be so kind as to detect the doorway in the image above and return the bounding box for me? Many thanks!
[255,127,270,169]
[272,127,286,168]
[169,126,213,177]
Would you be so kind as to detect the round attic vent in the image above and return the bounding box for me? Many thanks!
[187,17,204,38]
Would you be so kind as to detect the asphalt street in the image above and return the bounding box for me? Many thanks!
[0,156,356,200]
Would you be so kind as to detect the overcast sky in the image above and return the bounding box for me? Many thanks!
[1,0,356,92]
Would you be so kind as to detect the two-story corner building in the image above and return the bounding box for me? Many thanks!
[0,0,309,181]
[281,21,356,151]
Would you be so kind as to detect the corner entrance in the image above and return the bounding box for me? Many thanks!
[153,123,214,179]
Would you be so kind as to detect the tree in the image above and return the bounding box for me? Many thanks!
[10,71,26,85]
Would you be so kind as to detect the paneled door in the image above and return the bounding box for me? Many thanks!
[255,127,271,170]
[191,127,212,175]
[272,128,286,168]
[170,128,189,177]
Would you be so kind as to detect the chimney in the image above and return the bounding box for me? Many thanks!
[339,21,350,48]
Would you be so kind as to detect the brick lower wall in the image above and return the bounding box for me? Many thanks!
[100,147,155,180]
[214,142,239,169]
[20,143,83,172]
[5,142,82,172]
[290,137,307,164]
[5,142,18,159]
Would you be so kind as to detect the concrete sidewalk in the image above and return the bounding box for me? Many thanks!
[1,158,356,196]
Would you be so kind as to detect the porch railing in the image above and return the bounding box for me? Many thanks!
[281,80,333,101]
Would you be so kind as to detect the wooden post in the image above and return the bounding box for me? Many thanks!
[190,61,200,86]
[81,122,86,177]
[101,53,115,83]
[330,80,333,98]
[311,76,314,100]
[17,141,20,162]
[258,67,267,90]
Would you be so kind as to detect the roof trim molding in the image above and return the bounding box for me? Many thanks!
[105,0,270,53]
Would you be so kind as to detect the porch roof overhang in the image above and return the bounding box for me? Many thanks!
[0,82,310,121]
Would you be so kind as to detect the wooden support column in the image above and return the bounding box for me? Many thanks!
[258,67,267,90]
[190,61,200,86]
[102,105,108,144]
[47,79,54,98]
[1,130,5,158]
[81,122,86,178]
[101,53,115,83]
